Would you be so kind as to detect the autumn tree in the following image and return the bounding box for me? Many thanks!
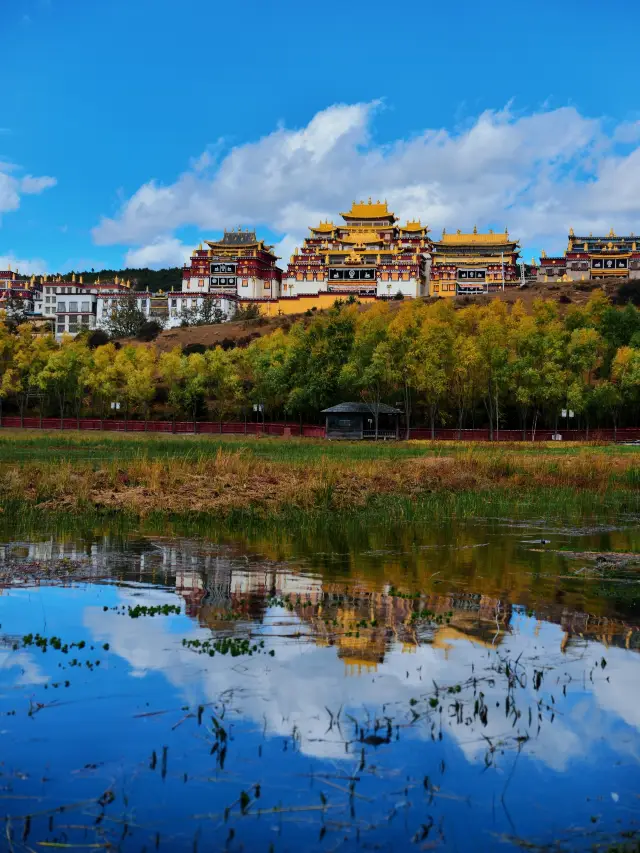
[340,303,391,438]
[38,337,92,426]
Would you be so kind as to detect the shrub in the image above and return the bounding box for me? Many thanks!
[182,343,208,355]
[233,303,261,321]
[137,320,163,341]
[86,329,110,349]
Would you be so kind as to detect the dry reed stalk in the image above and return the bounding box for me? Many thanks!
[0,446,636,517]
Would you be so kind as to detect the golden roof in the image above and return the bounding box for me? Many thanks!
[437,227,512,245]
[400,220,425,232]
[310,221,335,233]
[341,198,395,220]
[341,230,383,245]
[431,626,498,653]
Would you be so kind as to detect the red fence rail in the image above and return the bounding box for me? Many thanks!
[0,417,638,442]
[0,417,326,438]
[407,427,640,442]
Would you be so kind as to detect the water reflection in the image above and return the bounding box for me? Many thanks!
[0,523,639,851]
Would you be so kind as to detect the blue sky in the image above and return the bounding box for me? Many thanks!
[2,0,640,273]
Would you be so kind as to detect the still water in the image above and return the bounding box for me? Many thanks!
[0,517,639,852]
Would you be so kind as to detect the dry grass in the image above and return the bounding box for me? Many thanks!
[0,447,636,518]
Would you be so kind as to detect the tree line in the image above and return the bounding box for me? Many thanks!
[0,292,639,435]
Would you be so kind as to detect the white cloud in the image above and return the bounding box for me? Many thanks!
[93,101,640,260]
[80,581,640,771]
[20,174,57,194]
[0,254,48,275]
[124,237,191,269]
[0,161,56,217]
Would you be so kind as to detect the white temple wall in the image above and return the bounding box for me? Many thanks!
[376,278,421,298]
[282,277,326,297]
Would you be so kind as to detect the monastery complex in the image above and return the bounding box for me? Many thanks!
[2,199,640,337]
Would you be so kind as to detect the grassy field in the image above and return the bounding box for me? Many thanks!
[0,431,637,529]
[0,429,638,465]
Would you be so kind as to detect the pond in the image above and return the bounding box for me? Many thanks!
[1,516,639,852]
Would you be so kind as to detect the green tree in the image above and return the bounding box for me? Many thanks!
[340,303,391,438]
[84,343,120,424]
[102,295,151,338]
[409,309,455,438]
[1,324,56,425]
[38,337,92,426]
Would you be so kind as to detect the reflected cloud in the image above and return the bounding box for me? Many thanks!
[82,579,640,771]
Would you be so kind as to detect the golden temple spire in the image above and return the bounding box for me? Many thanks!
[541,250,547,258]
[473,224,477,234]
[569,227,574,237]
[72,273,76,282]
[442,228,446,237]
[79,275,83,283]
[633,242,637,251]
[609,227,615,238]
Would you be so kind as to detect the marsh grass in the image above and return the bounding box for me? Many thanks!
[0,432,636,543]
[0,428,636,466]
[0,444,637,520]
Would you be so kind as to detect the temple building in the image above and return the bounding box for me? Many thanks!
[283,199,431,299]
[429,227,522,297]
[0,268,19,289]
[538,228,640,282]
[182,228,282,301]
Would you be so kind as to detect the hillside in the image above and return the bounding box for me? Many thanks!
[141,278,640,352]
[152,314,294,352]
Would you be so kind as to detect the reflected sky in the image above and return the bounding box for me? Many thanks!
[0,522,639,852]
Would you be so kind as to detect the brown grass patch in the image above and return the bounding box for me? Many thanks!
[0,447,636,518]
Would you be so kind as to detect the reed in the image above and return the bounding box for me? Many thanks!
[0,444,636,521]
[0,429,635,467]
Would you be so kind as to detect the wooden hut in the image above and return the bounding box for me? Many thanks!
[321,402,401,440]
